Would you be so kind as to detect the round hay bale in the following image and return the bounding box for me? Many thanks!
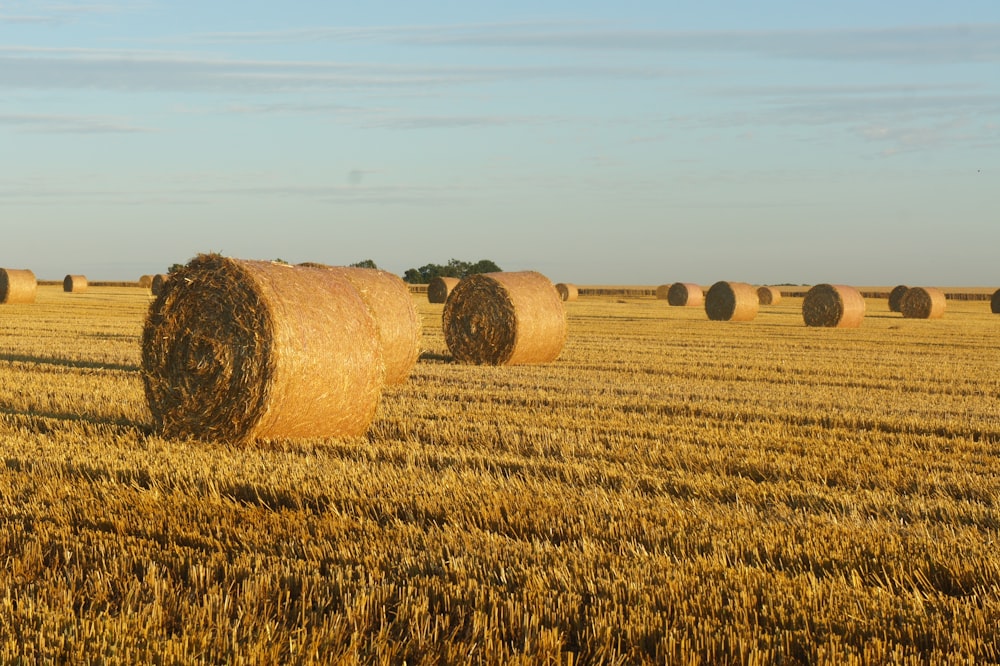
[151,274,169,296]
[138,274,154,289]
[428,276,459,304]
[992,288,1000,314]
[309,265,420,385]
[900,287,946,319]
[757,286,782,306]
[0,268,37,304]
[802,284,866,328]
[141,254,385,444]
[704,281,758,321]
[888,285,908,313]
[667,283,704,307]
[443,271,567,365]
[555,283,578,301]
[63,275,87,293]
[655,285,670,300]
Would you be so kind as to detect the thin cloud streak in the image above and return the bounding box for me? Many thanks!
[0,112,155,133]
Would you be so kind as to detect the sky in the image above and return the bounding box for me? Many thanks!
[1,1,998,285]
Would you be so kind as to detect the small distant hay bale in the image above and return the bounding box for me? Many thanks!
[63,275,87,293]
[308,265,421,385]
[141,254,385,444]
[888,285,909,313]
[151,274,169,295]
[704,281,758,321]
[757,286,782,306]
[900,287,946,319]
[0,268,37,304]
[992,288,1000,314]
[138,275,154,289]
[655,285,670,300]
[443,271,567,365]
[802,284,866,328]
[667,283,704,307]
[428,277,460,304]
[555,283,578,301]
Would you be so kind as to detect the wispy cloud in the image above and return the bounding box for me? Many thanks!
[0,2,143,25]
[0,112,155,133]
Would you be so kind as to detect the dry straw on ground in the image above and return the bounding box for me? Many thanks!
[757,286,783,306]
[667,282,704,307]
[888,285,909,313]
[992,289,1000,314]
[151,274,169,296]
[555,283,579,301]
[802,284,866,328]
[443,271,567,365]
[301,264,420,385]
[705,281,758,321]
[427,276,460,304]
[141,254,385,444]
[0,268,37,304]
[63,275,87,293]
[900,287,946,319]
[138,275,154,289]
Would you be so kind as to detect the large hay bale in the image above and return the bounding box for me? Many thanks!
[428,276,459,304]
[992,288,1000,314]
[888,285,908,313]
[141,254,385,444]
[0,268,37,304]
[151,274,169,296]
[555,283,579,301]
[757,286,782,306]
[310,265,420,385]
[443,271,567,365]
[138,274,154,289]
[802,284,866,328]
[704,281,758,321]
[63,274,87,293]
[667,283,704,307]
[900,287,946,319]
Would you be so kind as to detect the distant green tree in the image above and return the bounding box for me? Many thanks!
[349,259,379,269]
[401,258,502,283]
[168,263,185,274]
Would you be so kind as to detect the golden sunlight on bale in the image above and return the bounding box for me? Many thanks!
[704,281,758,321]
[888,285,909,313]
[0,268,37,304]
[443,271,567,365]
[900,287,946,319]
[63,275,87,293]
[802,284,866,328]
[428,276,460,304]
[756,286,782,306]
[667,283,704,307]
[555,283,579,301]
[141,254,385,444]
[138,274,154,289]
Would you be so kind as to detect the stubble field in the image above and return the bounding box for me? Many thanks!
[1,285,999,664]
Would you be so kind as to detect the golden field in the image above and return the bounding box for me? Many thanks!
[1,285,999,665]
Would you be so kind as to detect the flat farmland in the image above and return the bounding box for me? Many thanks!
[2,285,999,664]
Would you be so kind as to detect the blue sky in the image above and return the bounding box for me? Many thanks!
[1,1,997,285]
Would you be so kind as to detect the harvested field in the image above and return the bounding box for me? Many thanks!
[2,286,1000,664]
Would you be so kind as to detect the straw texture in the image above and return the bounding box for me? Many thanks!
[888,285,909,313]
[757,286,783,306]
[705,281,758,321]
[63,275,87,293]
[141,254,384,444]
[443,271,567,365]
[428,277,459,304]
[555,283,579,302]
[802,284,866,328]
[0,269,37,304]
[900,287,946,319]
[667,283,704,307]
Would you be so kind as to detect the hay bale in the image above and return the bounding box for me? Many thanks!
[138,274,154,289]
[555,283,579,301]
[151,274,169,296]
[443,271,567,365]
[667,283,704,307]
[63,275,87,293]
[992,288,1000,314]
[704,281,758,321]
[802,284,866,328]
[655,285,670,300]
[888,285,908,313]
[0,268,37,304]
[428,276,459,304]
[141,254,385,443]
[308,265,420,385]
[757,286,782,306]
[900,287,946,319]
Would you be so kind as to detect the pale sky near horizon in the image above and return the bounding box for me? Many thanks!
[2,1,998,285]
